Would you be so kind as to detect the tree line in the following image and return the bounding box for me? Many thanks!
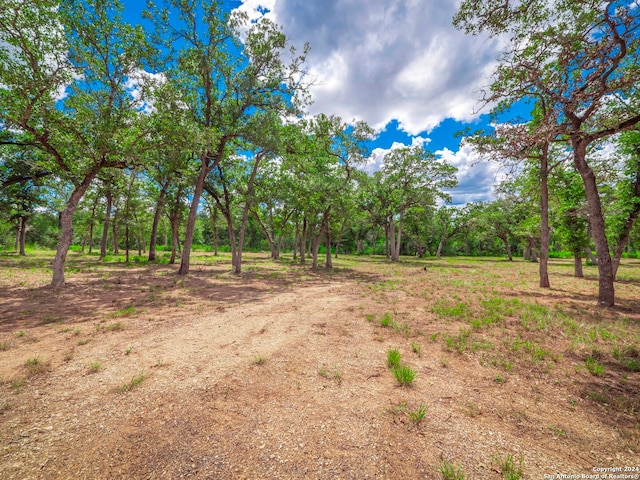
[1,0,639,307]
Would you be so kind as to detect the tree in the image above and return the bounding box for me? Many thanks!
[145,0,309,276]
[380,145,457,261]
[454,0,640,306]
[0,0,153,285]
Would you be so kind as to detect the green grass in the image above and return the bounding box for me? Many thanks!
[386,348,401,369]
[585,355,605,376]
[493,452,524,480]
[379,312,393,327]
[252,356,266,365]
[439,458,466,480]
[119,371,146,393]
[88,361,102,373]
[410,342,422,356]
[11,378,24,394]
[0,341,11,351]
[431,300,471,320]
[319,368,342,383]
[392,364,416,387]
[105,321,124,331]
[408,402,428,425]
[25,357,49,376]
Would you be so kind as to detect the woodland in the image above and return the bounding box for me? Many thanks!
[1,2,640,478]
[1,1,639,300]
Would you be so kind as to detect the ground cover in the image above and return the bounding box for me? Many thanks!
[1,251,639,479]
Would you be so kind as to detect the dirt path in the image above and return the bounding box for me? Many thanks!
[1,255,639,479]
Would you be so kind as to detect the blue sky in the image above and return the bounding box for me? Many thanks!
[124,0,506,204]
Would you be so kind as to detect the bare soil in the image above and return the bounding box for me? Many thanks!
[1,251,639,479]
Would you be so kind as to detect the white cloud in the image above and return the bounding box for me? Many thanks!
[435,143,502,204]
[233,0,499,135]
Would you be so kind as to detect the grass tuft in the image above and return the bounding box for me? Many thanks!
[439,458,466,480]
[386,348,401,369]
[119,371,146,393]
[392,364,416,387]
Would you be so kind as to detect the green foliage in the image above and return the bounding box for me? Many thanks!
[119,371,146,393]
[439,458,467,480]
[408,402,428,425]
[386,348,401,369]
[493,452,524,480]
[392,364,416,386]
[585,355,605,377]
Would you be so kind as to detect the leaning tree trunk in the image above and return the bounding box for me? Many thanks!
[539,143,550,287]
[148,181,168,262]
[52,172,98,286]
[573,139,615,307]
[436,233,447,260]
[178,158,208,276]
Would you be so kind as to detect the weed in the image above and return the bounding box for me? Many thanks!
[113,306,136,317]
[0,402,10,412]
[585,355,605,376]
[392,364,416,387]
[379,312,393,327]
[431,300,471,320]
[14,331,25,338]
[105,321,124,332]
[387,348,401,369]
[319,368,342,383]
[444,329,473,353]
[11,378,24,394]
[548,425,567,437]
[365,313,375,322]
[89,361,102,373]
[0,341,10,351]
[494,374,505,384]
[124,346,134,355]
[252,356,267,365]
[63,350,74,362]
[73,328,81,336]
[76,338,91,346]
[429,332,441,343]
[440,357,450,368]
[493,452,524,480]
[439,458,467,480]
[25,357,49,376]
[408,402,428,425]
[612,345,640,372]
[119,371,146,393]
[410,342,422,356]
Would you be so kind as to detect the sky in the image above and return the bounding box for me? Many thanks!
[124,0,507,205]
[232,0,509,205]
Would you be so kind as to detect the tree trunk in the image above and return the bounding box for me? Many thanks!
[334,221,345,259]
[393,209,404,261]
[212,206,219,256]
[539,143,550,287]
[389,217,396,261]
[573,138,615,306]
[356,239,363,255]
[293,220,299,261]
[19,216,27,256]
[100,190,112,259]
[88,195,98,254]
[52,173,97,286]
[500,235,513,261]
[312,209,330,269]
[611,156,640,278]
[436,233,447,259]
[574,249,584,278]
[529,238,538,262]
[14,224,20,252]
[325,227,332,269]
[112,209,119,255]
[178,159,208,276]
[148,181,168,262]
[170,210,180,265]
[300,216,307,265]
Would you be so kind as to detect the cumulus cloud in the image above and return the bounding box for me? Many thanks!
[435,143,502,205]
[234,0,499,135]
